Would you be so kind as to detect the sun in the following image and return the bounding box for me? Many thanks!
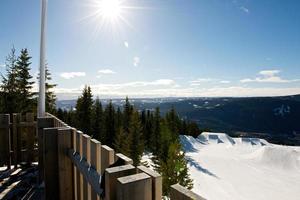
[97,0,122,20]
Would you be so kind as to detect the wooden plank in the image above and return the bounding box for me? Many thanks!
[76,131,83,200]
[90,139,101,200]
[170,184,206,200]
[0,114,10,169]
[105,165,136,200]
[37,117,54,184]
[0,180,21,199]
[72,128,78,200]
[101,145,115,174]
[43,128,59,200]
[26,113,35,165]
[82,134,92,200]
[117,173,152,200]
[68,149,103,196]
[137,166,162,200]
[58,128,74,200]
[115,153,133,165]
[12,114,19,168]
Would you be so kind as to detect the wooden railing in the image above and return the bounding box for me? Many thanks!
[0,113,36,168]
[1,112,205,200]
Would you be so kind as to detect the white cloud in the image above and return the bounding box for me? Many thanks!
[133,56,140,67]
[240,70,299,83]
[98,69,116,74]
[190,78,230,86]
[124,41,129,48]
[220,80,231,84]
[54,85,300,100]
[190,78,214,86]
[0,64,5,68]
[240,6,249,13]
[60,72,86,79]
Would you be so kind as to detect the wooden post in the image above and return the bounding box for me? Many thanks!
[90,139,101,200]
[26,113,35,165]
[101,145,115,174]
[170,184,206,200]
[43,128,59,200]
[0,114,10,169]
[37,117,54,184]
[105,164,136,200]
[76,131,83,200]
[82,134,92,200]
[57,128,74,200]
[115,153,133,165]
[72,128,78,200]
[137,166,162,200]
[117,173,152,200]
[12,114,19,168]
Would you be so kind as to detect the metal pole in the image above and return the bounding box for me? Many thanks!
[38,0,48,117]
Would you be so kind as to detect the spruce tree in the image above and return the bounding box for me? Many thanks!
[129,110,144,165]
[92,97,103,141]
[75,86,94,135]
[159,141,193,196]
[1,47,19,113]
[103,100,116,146]
[151,107,161,155]
[114,128,131,156]
[123,96,133,133]
[45,65,57,113]
[16,48,35,113]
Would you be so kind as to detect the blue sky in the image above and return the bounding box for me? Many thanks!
[0,0,299,99]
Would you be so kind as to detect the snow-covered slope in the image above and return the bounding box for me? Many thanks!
[180,132,300,200]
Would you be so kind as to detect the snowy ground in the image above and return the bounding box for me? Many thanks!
[180,132,300,200]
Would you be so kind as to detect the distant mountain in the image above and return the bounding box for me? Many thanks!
[57,94,300,145]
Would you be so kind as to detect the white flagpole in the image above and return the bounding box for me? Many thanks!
[38,0,48,117]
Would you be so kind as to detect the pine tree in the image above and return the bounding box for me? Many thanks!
[151,107,161,155]
[115,107,123,131]
[129,110,144,165]
[45,65,57,113]
[123,96,133,133]
[1,47,19,113]
[75,86,94,135]
[159,141,193,196]
[92,97,103,141]
[103,100,116,146]
[144,110,154,150]
[165,106,181,140]
[15,48,35,113]
[114,128,131,156]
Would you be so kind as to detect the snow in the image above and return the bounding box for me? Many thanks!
[180,132,300,200]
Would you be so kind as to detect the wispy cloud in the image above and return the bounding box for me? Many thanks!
[60,72,86,79]
[220,80,231,84]
[133,56,140,67]
[190,78,230,86]
[98,69,116,74]
[240,6,249,13]
[97,69,116,78]
[190,78,214,86]
[0,64,6,68]
[240,70,299,83]
[54,85,300,100]
[124,41,129,48]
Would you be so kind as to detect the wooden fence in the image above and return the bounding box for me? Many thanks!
[0,112,205,200]
[0,113,36,169]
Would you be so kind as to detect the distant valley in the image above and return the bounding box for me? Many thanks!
[57,94,300,145]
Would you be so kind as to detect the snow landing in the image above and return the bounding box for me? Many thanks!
[180,132,300,200]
